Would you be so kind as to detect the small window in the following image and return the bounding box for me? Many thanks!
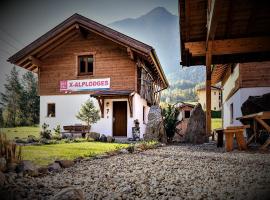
[230,103,233,124]
[214,92,216,95]
[214,107,216,110]
[78,55,93,75]
[143,106,146,124]
[47,103,55,117]
[184,110,190,118]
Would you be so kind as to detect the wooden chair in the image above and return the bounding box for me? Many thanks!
[224,125,250,152]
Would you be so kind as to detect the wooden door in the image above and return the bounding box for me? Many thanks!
[113,101,127,137]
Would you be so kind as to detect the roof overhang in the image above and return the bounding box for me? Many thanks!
[8,13,168,88]
[179,0,270,67]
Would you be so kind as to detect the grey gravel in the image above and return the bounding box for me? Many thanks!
[1,142,270,200]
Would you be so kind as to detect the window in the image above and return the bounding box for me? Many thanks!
[78,55,93,75]
[214,91,216,95]
[143,106,146,124]
[214,107,216,111]
[184,110,190,118]
[47,103,55,117]
[230,103,233,124]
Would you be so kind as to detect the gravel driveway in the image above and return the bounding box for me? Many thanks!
[2,143,270,199]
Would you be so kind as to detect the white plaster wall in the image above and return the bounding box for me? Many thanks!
[223,87,270,128]
[223,64,239,101]
[40,93,149,138]
[197,89,221,110]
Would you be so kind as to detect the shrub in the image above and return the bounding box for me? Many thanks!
[162,105,179,142]
[87,132,100,141]
[53,124,61,138]
[40,123,52,139]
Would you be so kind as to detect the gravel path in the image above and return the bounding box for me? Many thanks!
[2,143,270,199]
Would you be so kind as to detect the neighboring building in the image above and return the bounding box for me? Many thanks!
[174,102,195,142]
[211,62,270,128]
[8,14,168,138]
[197,86,222,111]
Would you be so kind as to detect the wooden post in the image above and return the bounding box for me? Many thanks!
[206,44,212,136]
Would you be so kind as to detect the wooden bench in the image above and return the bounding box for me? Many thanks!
[62,125,90,138]
[224,125,250,152]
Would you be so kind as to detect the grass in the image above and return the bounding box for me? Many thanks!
[21,142,129,166]
[1,126,40,140]
[211,118,222,130]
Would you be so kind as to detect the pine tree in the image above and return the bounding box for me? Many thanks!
[0,66,23,127]
[76,99,100,132]
[21,71,39,125]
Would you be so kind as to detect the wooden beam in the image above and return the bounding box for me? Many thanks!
[185,37,270,56]
[206,42,212,136]
[128,94,134,118]
[127,47,134,60]
[29,56,42,67]
[96,97,104,118]
[206,0,223,47]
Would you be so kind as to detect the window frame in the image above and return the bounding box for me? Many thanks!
[143,106,146,124]
[47,103,56,118]
[75,52,96,76]
[230,103,234,124]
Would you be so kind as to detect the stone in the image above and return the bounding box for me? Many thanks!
[106,136,114,143]
[48,162,61,172]
[100,134,107,142]
[184,103,208,144]
[143,105,167,143]
[56,160,75,168]
[6,162,17,172]
[38,166,49,175]
[27,135,38,143]
[51,187,85,200]
[0,171,5,186]
[16,160,39,176]
[119,149,129,154]
[87,132,100,141]
[0,157,6,172]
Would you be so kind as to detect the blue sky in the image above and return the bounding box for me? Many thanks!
[0,0,178,92]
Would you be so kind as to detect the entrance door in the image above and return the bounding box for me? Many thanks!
[113,101,127,137]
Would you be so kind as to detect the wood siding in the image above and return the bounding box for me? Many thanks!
[39,32,136,95]
[239,62,270,88]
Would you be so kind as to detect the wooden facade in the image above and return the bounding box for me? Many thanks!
[8,13,169,105]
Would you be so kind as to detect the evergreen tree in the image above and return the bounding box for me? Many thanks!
[76,99,100,132]
[0,66,23,127]
[21,71,39,125]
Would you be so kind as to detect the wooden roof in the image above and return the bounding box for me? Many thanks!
[8,13,168,88]
[179,0,270,66]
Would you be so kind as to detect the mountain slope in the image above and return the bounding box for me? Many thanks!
[108,7,205,84]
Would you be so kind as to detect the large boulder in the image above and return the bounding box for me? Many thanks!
[143,105,167,143]
[51,187,85,200]
[55,160,74,168]
[87,132,100,141]
[16,160,39,176]
[184,104,208,144]
[48,162,61,172]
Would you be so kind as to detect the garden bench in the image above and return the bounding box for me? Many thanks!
[62,125,90,138]
[224,125,250,152]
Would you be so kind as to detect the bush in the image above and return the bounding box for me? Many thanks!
[87,132,100,141]
[40,123,52,139]
[53,124,61,138]
[162,105,179,142]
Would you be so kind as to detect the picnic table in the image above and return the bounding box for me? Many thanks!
[236,111,270,150]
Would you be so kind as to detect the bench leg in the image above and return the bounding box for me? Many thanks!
[225,132,234,152]
[235,131,247,150]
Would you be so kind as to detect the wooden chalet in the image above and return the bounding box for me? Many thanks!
[8,13,168,138]
[179,0,270,135]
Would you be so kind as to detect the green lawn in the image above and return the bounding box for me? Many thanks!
[22,142,128,166]
[211,118,222,130]
[1,126,40,140]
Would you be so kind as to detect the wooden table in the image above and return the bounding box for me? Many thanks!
[236,111,270,150]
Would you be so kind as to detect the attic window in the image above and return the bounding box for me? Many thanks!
[78,55,94,75]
